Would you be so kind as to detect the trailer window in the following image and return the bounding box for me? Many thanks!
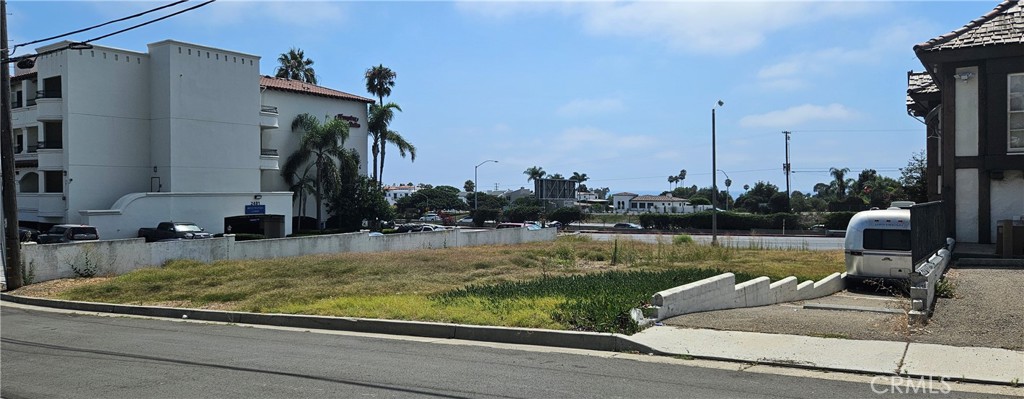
[863,229,911,251]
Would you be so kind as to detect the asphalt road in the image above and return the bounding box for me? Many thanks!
[2,305,1011,398]
[584,233,845,251]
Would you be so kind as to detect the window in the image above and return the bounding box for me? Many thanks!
[1010,74,1024,152]
[863,229,911,251]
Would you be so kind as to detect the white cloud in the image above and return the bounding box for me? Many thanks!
[755,19,937,90]
[458,2,879,55]
[556,98,625,117]
[739,104,858,128]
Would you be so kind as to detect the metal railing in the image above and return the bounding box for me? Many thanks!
[260,105,278,114]
[35,89,62,99]
[910,201,946,265]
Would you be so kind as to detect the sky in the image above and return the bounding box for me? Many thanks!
[7,1,997,196]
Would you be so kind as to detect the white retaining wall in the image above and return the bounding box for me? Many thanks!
[651,272,847,321]
[20,228,557,284]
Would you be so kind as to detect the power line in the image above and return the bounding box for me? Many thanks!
[8,0,188,56]
[4,0,216,65]
[80,0,216,44]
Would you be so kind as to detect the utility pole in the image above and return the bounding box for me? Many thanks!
[1,0,24,290]
[782,131,792,201]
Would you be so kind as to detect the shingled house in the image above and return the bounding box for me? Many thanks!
[907,0,1024,244]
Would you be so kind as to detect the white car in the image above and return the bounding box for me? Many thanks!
[419,213,441,221]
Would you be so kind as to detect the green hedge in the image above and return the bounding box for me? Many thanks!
[637,211,805,230]
[823,212,857,230]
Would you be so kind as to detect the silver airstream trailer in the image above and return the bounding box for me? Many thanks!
[844,207,913,279]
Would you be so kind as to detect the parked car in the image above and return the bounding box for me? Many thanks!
[419,213,441,222]
[18,226,39,242]
[138,222,213,243]
[457,217,474,226]
[547,221,563,229]
[496,223,527,229]
[396,223,442,233]
[37,224,99,244]
[613,223,643,230]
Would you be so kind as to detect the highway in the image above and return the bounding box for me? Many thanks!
[1,304,1007,398]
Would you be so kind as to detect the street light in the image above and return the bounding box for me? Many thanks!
[711,100,724,246]
[718,169,731,211]
[474,160,498,211]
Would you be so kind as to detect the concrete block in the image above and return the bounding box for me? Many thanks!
[734,277,771,307]
[809,272,845,299]
[796,280,816,301]
[769,277,798,303]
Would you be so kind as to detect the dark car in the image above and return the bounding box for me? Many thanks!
[18,227,39,242]
[37,225,99,244]
[138,222,213,243]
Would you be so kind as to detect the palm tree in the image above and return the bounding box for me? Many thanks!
[524,166,546,182]
[830,167,851,200]
[285,163,315,221]
[571,172,589,191]
[367,102,402,184]
[275,48,317,84]
[365,64,398,184]
[282,113,355,231]
[464,180,475,193]
[379,128,415,184]
[743,184,750,191]
[550,173,565,179]
[668,175,678,190]
[677,169,687,187]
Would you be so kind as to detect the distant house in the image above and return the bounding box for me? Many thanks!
[907,0,1024,244]
[383,185,418,206]
[610,192,708,214]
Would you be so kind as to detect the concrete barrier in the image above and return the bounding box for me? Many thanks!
[18,228,557,284]
[909,238,955,323]
[652,272,847,321]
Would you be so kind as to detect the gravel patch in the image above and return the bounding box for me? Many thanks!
[663,267,1023,350]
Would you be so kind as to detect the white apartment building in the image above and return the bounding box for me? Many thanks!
[383,185,419,206]
[9,40,371,239]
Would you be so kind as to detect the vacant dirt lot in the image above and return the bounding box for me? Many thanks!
[663,267,1023,350]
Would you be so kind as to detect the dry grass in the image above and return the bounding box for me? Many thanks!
[14,236,843,330]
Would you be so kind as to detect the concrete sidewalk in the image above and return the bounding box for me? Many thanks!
[628,326,1024,386]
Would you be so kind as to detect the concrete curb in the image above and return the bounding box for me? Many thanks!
[0,294,655,354]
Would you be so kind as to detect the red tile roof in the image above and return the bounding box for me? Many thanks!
[915,0,1023,52]
[260,76,374,103]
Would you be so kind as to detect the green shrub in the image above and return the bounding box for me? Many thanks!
[433,268,757,334]
[672,234,693,245]
[470,208,501,227]
[638,211,805,231]
[824,212,857,230]
[232,233,266,241]
[547,207,586,226]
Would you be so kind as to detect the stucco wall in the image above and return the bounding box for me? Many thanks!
[79,191,293,239]
[955,168,980,242]
[19,228,557,284]
[954,66,979,157]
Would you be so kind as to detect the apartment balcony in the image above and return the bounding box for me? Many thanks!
[14,145,38,164]
[37,193,65,217]
[260,148,279,170]
[35,90,63,121]
[37,146,63,171]
[16,193,38,212]
[260,105,279,130]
